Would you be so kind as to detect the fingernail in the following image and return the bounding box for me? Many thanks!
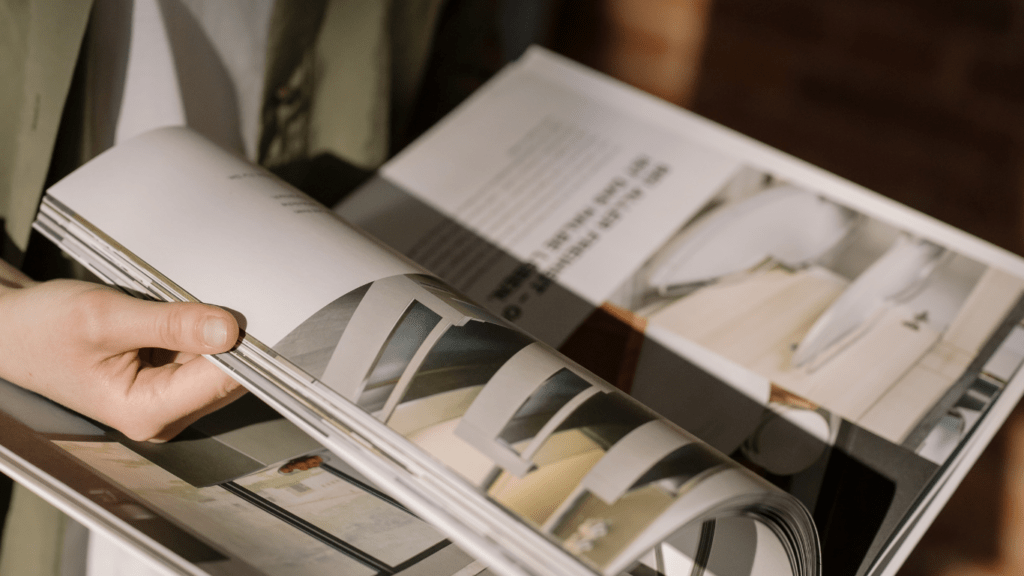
[203,317,231,348]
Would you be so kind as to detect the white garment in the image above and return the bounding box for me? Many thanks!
[95,0,273,157]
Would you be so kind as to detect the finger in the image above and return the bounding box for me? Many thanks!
[89,291,239,355]
[115,357,247,441]
[150,381,249,442]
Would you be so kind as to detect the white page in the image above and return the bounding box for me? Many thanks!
[382,67,742,306]
[47,127,415,345]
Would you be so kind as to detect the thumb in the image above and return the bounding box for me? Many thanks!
[96,292,239,354]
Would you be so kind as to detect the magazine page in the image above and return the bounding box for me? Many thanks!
[0,381,484,576]
[335,47,1024,576]
[33,127,820,576]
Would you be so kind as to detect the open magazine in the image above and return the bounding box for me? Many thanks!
[23,126,819,576]
[334,48,1024,576]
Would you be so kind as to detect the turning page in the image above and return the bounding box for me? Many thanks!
[30,127,820,576]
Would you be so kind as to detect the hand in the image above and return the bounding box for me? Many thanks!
[0,272,243,442]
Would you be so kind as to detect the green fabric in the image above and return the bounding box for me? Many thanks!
[257,0,327,167]
[0,0,93,255]
[0,484,68,576]
[259,0,447,171]
[0,0,452,254]
[308,0,392,169]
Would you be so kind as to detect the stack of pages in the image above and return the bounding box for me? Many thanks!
[26,126,818,576]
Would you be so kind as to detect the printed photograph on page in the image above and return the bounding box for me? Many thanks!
[270,272,816,576]
[0,376,485,576]
[604,167,1024,467]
